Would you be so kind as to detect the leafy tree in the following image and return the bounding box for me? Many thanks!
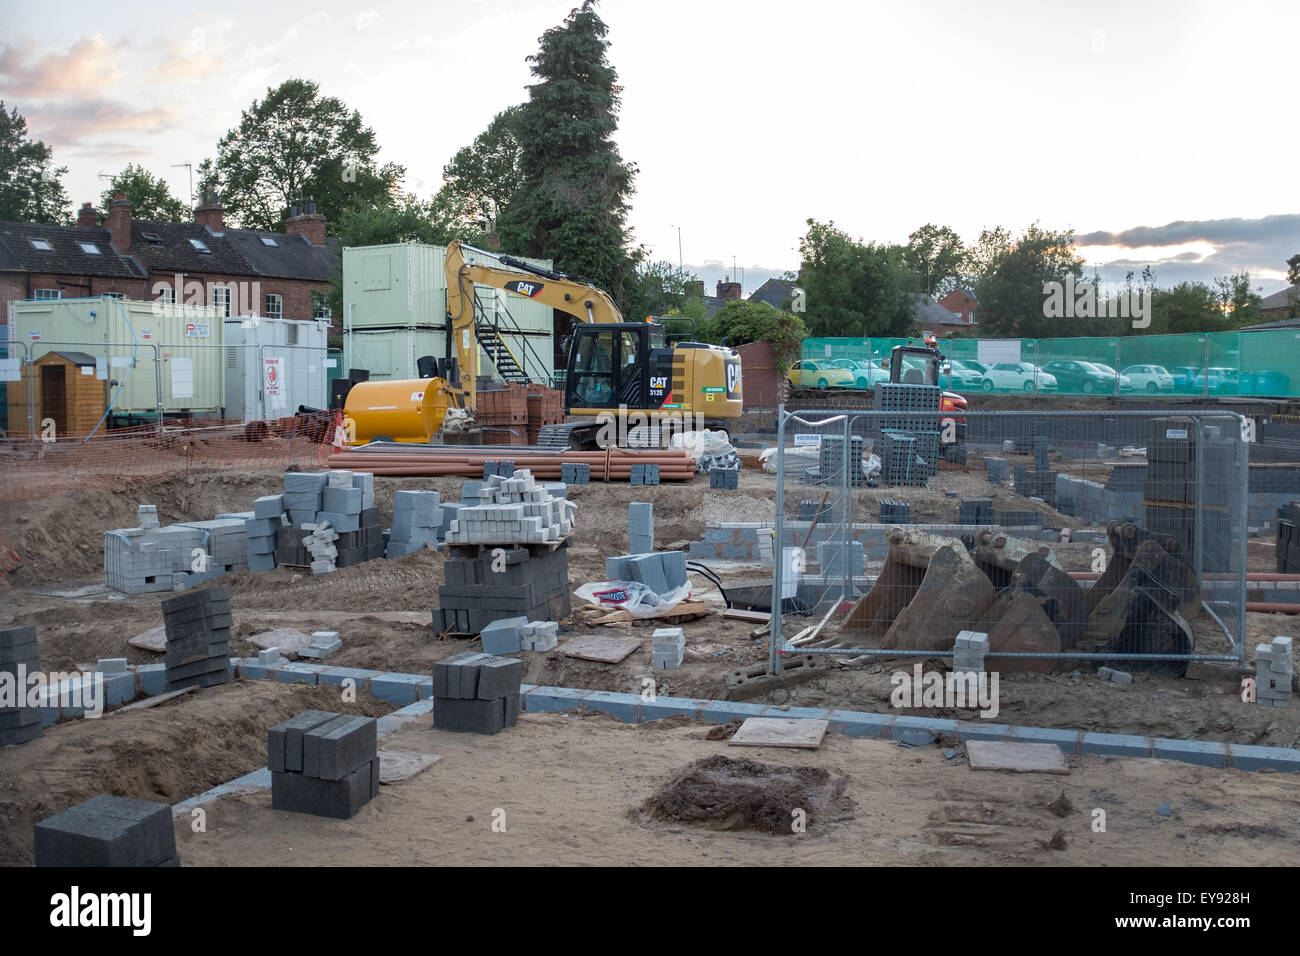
[710,299,808,371]
[796,219,918,337]
[1214,271,1262,328]
[442,107,523,233]
[498,1,639,311]
[0,101,70,223]
[1286,253,1299,287]
[1147,281,1230,335]
[970,224,1084,337]
[905,223,968,296]
[627,260,705,322]
[97,164,188,222]
[203,78,404,231]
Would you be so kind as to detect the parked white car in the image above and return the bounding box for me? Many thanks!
[979,362,1058,392]
[1121,364,1175,393]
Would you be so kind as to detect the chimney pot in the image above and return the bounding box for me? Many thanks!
[77,202,97,228]
[107,194,132,254]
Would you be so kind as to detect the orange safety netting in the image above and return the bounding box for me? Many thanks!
[0,412,340,501]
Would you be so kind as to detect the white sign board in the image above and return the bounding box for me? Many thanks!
[0,358,19,382]
[170,357,194,399]
[977,340,1022,364]
[793,434,821,447]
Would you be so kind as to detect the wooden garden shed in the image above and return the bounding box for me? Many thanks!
[6,351,106,438]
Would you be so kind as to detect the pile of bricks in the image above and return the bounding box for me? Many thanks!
[630,463,661,485]
[709,465,740,490]
[0,625,42,746]
[387,490,443,557]
[477,386,528,428]
[444,470,575,544]
[629,501,653,553]
[434,543,572,634]
[958,497,994,525]
[483,459,515,478]
[433,652,523,734]
[35,795,178,867]
[875,383,941,483]
[652,626,685,670]
[526,385,565,444]
[161,587,231,691]
[879,498,911,524]
[952,630,989,677]
[105,521,206,594]
[1014,465,1056,504]
[1254,637,1293,709]
[284,472,329,524]
[1278,503,1300,572]
[520,620,559,651]
[997,510,1044,528]
[561,462,590,485]
[245,495,283,572]
[303,521,340,574]
[605,550,688,597]
[815,434,869,487]
[1143,417,1235,572]
[269,710,379,818]
[985,456,1008,485]
[800,499,832,522]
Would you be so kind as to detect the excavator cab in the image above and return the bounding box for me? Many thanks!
[565,322,674,412]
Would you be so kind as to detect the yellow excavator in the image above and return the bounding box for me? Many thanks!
[344,240,743,448]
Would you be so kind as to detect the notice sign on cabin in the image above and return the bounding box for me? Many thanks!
[263,356,285,409]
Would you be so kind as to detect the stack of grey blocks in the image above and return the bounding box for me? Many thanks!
[387,490,443,557]
[952,630,988,676]
[303,521,339,574]
[444,471,575,545]
[630,463,660,485]
[605,550,688,597]
[985,457,1008,485]
[433,652,523,734]
[629,501,653,553]
[245,494,284,573]
[561,462,590,484]
[35,795,178,866]
[709,466,740,490]
[269,710,379,819]
[483,460,515,478]
[138,504,159,529]
[299,630,341,660]
[520,620,558,651]
[104,521,205,595]
[434,541,572,635]
[652,626,685,670]
[161,586,231,691]
[1255,636,1293,708]
[958,497,995,525]
[284,472,328,525]
[0,625,42,746]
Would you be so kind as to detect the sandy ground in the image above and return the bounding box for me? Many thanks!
[174,703,1300,867]
[0,681,391,866]
[1,459,1297,867]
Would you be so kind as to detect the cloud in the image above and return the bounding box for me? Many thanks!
[1076,214,1300,295]
[0,36,126,98]
[23,99,178,147]
[353,10,380,32]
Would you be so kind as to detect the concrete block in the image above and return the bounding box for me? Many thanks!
[273,662,325,685]
[369,672,425,705]
[1079,731,1152,757]
[520,686,589,713]
[137,663,167,696]
[302,714,378,780]
[433,696,507,734]
[253,495,285,518]
[1152,738,1229,768]
[475,656,524,700]
[267,709,338,773]
[825,710,895,739]
[96,657,128,674]
[34,795,176,867]
[271,761,375,819]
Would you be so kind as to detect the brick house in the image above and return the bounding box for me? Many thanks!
[0,191,338,330]
[938,288,978,326]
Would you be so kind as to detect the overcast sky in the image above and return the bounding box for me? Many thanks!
[2,0,1296,295]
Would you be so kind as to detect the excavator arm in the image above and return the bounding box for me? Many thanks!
[445,239,623,411]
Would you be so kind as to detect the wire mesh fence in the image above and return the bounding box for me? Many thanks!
[770,406,1251,677]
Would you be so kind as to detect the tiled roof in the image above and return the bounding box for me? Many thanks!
[748,278,794,310]
[0,221,145,279]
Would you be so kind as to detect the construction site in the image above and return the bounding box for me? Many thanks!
[2,346,1299,868]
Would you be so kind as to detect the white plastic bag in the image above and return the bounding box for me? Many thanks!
[574,580,692,618]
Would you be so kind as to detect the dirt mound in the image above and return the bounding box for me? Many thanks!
[637,755,850,834]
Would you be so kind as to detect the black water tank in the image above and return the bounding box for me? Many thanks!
[417,355,439,379]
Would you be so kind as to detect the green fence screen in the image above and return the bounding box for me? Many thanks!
[800,329,1300,397]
